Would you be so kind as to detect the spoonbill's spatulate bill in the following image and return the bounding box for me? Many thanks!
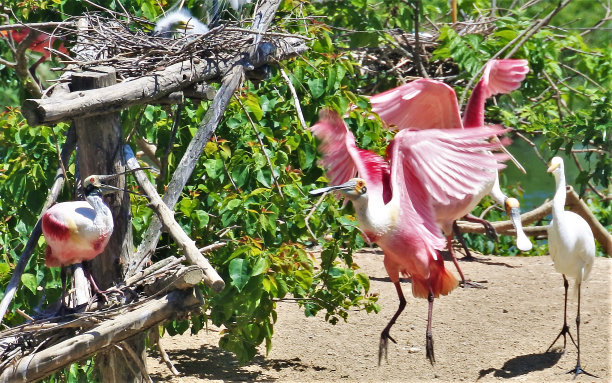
[370,59,532,285]
[310,108,509,364]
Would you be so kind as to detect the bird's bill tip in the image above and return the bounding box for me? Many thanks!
[507,205,533,252]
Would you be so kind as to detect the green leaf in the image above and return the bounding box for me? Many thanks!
[21,273,38,294]
[229,258,250,292]
[307,78,325,99]
[244,94,263,121]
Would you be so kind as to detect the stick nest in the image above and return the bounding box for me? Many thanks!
[57,12,295,80]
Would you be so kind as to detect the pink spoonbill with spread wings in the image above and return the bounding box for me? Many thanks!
[370,59,532,285]
[309,109,509,364]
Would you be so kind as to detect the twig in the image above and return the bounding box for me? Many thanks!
[234,94,284,199]
[153,327,181,376]
[460,0,572,107]
[515,131,547,165]
[570,151,605,199]
[278,67,307,130]
[305,192,327,239]
[199,241,228,253]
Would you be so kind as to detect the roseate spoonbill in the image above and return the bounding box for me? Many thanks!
[370,59,532,284]
[1,28,69,72]
[545,156,596,378]
[309,109,508,364]
[153,9,209,37]
[42,172,135,300]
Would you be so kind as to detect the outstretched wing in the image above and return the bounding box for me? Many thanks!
[310,109,390,198]
[388,127,509,222]
[370,79,462,131]
[480,59,529,98]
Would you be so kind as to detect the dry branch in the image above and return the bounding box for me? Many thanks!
[22,36,306,126]
[457,186,612,256]
[0,288,202,383]
[125,146,225,292]
[130,0,284,276]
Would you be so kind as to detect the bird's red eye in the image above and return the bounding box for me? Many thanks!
[90,177,94,182]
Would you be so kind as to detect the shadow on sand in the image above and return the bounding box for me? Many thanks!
[478,350,563,379]
[149,344,327,381]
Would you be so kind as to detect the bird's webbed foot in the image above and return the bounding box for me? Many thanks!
[378,328,397,365]
[567,364,598,379]
[546,323,576,353]
[426,332,435,365]
[463,214,498,241]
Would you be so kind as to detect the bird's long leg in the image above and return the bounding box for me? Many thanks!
[425,292,435,365]
[378,281,406,365]
[547,275,577,352]
[568,283,598,378]
[453,221,483,261]
[84,267,122,303]
[447,228,486,288]
[463,214,498,241]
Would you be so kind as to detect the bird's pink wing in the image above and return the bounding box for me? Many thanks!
[481,59,529,98]
[388,127,509,219]
[370,79,462,131]
[310,109,389,197]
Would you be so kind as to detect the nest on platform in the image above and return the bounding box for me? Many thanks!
[54,12,300,81]
[351,16,499,93]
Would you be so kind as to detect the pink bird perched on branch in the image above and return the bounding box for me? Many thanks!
[370,59,532,285]
[42,172,139,302]
[309,108,509,364]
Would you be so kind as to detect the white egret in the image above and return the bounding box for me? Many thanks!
[546,156,596,378]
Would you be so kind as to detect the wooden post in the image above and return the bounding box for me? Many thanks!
[71,66,145,383]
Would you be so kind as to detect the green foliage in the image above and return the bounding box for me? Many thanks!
[0,0,610,379]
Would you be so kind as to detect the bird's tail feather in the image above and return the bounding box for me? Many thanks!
[411,257,458,299]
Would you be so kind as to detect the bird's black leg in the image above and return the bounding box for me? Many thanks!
[453,221,475,260]
[463,214,498,241]
[547,275,577,352]
[447,232,486,289]
[378,281,406,365]
[568,283,598,378]
[425,292,435,365]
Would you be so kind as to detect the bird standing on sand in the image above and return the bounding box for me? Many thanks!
[545,156,596,378]
[309,109,509,364]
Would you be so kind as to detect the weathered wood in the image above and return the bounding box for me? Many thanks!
[0,289,202,383]
[21,36,306,126]
[70,65,144,383]
[125,147,225,292]
[144,265,204,295]
[129,0,283,275]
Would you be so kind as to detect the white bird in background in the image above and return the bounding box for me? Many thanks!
[545,156,596,378]
[153,8,209,38]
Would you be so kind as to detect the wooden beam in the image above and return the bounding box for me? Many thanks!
[0,288,202,383]
[21,37,306,126]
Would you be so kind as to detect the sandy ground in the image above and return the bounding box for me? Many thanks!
[147,250,611,382]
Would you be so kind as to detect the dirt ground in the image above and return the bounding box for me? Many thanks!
[147,250,611,382]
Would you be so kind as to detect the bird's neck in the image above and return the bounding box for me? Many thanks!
[552,171,566,220]
[462,81,487,129]
[87,194,114,229]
